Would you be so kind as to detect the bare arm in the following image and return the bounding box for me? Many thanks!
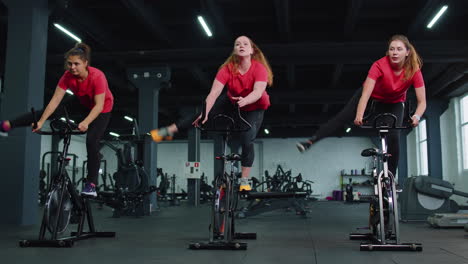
[192,79,225,126]
[354,77,376,126]
[78,93,105,132]
[233,81,268,108]
[204,79,225,114]
[33,86,66,132]
[411,86,426,127]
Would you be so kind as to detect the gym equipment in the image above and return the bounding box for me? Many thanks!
[20,108,115,248]
[99,140,156,217]
[345,178,354,203]
[238,167,310,218]
[189,107,256,250]
[400,175,468,226]
[349,113,422,251]
[200,173,214,203]
[39,152,78,205]
[427,213,468,228]
[156,169,187,205]
[81,159,113,191]
[98,185,157,218]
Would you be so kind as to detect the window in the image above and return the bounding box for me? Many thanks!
[416,119,428,175]
[460,95,468,169]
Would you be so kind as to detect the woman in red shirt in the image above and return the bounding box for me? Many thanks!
[151,35,273,191]
[0,43,114,196]
[297,35,426,176]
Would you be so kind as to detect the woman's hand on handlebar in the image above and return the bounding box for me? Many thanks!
[32,120,44,133]
[354,114,364,126]
[192,113,208,127]
[232,96,248,108]
[78,121,89,132]
[410,116,420,127]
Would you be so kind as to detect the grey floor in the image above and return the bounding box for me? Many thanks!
[1,201,467,264]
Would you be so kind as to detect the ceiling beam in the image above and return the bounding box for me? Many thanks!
[444,74,468,98]
[120,0,171,45]
[430,63,468,97]
[203,0,232,42]
[343,0,362,39]
[189,67,212,90]
[329,63,343,90]
[407,0,445,38]
[274,0,291,42]
[48,40,468,66]
[286,64,295,90]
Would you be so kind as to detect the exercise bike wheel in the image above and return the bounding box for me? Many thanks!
[369,173,396,240]
[44,184,73,234]
[212,180,227,239]
[382,174,396,239]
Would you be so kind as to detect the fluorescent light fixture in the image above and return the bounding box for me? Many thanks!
[264,128,270,135]
[124,116,134,122]
[54,23,82,42]
[427,5,448,29]
[60,117,75,123]
[109,132,120,137]
[66,89,74,95]
[197,16,213,37]
[346,127,351,133]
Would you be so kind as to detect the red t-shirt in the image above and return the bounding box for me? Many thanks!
[367,56,425,103]
[215,59,270,111]
[58,66,114,113]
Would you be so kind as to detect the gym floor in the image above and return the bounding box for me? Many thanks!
[1,201,467,264]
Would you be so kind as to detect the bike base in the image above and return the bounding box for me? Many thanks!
[360,242,423,251]
[188,241,247,250]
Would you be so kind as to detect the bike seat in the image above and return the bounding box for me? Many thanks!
[225,153,241,161]
[361,148,379,157]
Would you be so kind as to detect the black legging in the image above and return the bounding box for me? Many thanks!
[311,87,404,175]
[8,98,111,185]
[175,94,264,167]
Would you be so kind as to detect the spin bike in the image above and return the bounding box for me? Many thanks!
[189,107,256,250]
[19,108,115,247]
[349,113,422,251]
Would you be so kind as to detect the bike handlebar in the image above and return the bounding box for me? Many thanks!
[360,113,412,130]
[197,106,252,133]
[31,107,86,136]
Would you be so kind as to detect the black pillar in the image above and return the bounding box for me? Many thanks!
[186,106,201,206]
[0,0,48,225]
[425,99,448,179]
[127,66,170,214]
[398,131,409,185]
[213,134,224,181]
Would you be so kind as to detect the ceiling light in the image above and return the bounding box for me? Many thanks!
[66,89,74,95]
[124,116,134,122]
[60,117,75,123]
[109,132,120,137]
[427,5,448,29]
[345,127,351,133]
[264,128,270,135]
[54,23,82,43]
[197,16,213,37]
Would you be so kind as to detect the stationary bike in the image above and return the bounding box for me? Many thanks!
[19,108,115,247]
[189,107,256,250]
[349,113,422,251]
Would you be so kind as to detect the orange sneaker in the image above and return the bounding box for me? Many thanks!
[150,128,174,142]
[239,178,252,192]
[150,129,164,142]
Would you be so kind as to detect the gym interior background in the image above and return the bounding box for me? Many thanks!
[1,0,468,263]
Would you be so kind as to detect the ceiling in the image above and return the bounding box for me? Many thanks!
[1,0,468,140]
